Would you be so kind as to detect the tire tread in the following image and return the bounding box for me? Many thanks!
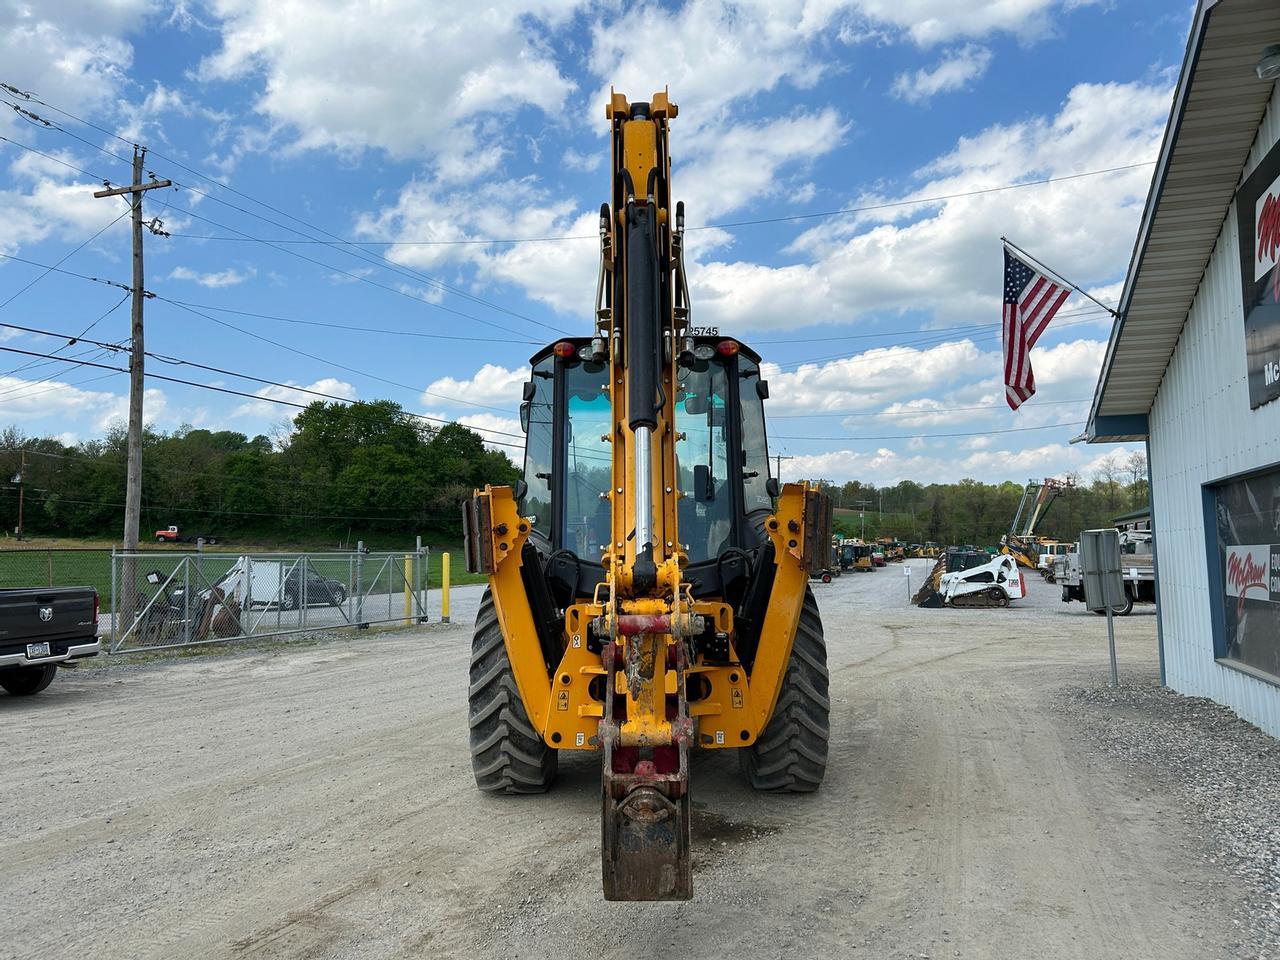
[738,587,830,793]
[468,590,557,794]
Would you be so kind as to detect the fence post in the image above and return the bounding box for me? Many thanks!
[46,548,52,586]
[301,555,309,628]
[356,541,367,629]
[183,556,192,646]
[418,542,429,623]
[403,553,412,625]
[110,545,118,649]
[441,551,451,624]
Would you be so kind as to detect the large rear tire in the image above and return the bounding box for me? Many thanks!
[469,589,557,794]
[0,664,57,696]
[739,587,830,792]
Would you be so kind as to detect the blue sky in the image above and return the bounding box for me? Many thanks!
[0,0,1194,484]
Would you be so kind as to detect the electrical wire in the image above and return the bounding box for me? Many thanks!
[771,420,1086,442]
[153,296,542,345]
[162,163,1157,246]
[0,343,527,450]
[0,485,415,523]
[0,209,129,311]
[157,297,518,414]
[769,397,1091,418]
[1,101,565,342]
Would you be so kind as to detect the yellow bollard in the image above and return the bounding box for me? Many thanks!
[441,551,451,623]
[403,554,412,625]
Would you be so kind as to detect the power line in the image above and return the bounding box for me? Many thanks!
[13,445,409,494]
[162,163,1157,246]
[751,300,1116,345]
[0,485,416,523]
[0,250,132,293]
[772,420,1086,441]
[158,297,517,414]
[154,296,542,345]
[0,343,528,451]
[0,209,129,311]
[771,313,1108,371]
[0,89,564,337]
[158,199,557,341]
[0,294,129,379]
[0,133,114,184]
[770,397,1091,418]
[0,252,523,414]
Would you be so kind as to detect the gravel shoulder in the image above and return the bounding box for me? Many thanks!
[0,574,1271,959]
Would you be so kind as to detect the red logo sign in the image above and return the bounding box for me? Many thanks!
[1226,548,1269,616]
[1258,191,1280,300]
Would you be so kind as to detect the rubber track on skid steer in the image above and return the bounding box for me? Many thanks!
[468,589,558,793]
[738,587,830,792]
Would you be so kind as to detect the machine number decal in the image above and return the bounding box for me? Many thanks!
[731,688,743,710]
[714,730,725,745]
[556,690,570,712]
[575,732,585,747]
[689,326,719,336]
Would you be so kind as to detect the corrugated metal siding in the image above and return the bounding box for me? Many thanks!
[1149,81,1280,738]
[1099,0,1280,417]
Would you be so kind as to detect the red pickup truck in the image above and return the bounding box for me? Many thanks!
[154,526,219,545]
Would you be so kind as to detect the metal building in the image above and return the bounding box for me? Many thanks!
[1086,0,1280,737]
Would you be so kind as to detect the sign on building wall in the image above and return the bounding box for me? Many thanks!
[1235,140,1280,409]
[1212,465,1280,680]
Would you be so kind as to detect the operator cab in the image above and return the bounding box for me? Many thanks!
[516,336,777,600]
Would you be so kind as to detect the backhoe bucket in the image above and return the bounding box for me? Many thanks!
[599,639,692,901]
[602,782,691,900]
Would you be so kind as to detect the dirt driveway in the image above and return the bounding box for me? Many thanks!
[0,572,1258,959]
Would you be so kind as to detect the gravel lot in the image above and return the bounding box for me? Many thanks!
[2,567,1275,959]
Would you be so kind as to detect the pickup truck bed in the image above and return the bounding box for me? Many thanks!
[0,587,100,696]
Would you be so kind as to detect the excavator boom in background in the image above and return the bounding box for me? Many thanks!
[463,90,832,901]
[1000,476,1074,569]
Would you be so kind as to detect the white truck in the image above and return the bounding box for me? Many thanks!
[1054,530,1156,616]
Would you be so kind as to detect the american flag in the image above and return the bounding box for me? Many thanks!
[1002,245,1070,410]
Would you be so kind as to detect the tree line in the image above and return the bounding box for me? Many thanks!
[1,396,1149,551]
[0,400,519,546]
[813,452,1149,547]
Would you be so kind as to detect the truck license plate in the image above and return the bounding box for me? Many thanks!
[26,642,51,659]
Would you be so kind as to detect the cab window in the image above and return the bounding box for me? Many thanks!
[676,361,733,563]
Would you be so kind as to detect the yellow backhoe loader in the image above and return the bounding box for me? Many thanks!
[463,90,833,902]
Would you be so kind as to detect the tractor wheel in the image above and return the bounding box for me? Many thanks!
[0,664,57,696]
[469,589,557,794]
[739,586,829,792]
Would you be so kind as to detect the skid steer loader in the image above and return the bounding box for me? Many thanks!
[462,90,833,901]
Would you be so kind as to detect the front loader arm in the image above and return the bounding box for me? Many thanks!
[463,486,552,734]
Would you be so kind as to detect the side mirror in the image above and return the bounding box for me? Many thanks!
[522,381,536,402]
[519,400,530,433]
[765,477,780,498]
[513,479,528,502]
[693,463,714,501]
[756,380,770,400]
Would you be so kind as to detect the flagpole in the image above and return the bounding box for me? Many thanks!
[1001,236,1119,318]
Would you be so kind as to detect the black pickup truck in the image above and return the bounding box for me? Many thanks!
[0,587,100,696]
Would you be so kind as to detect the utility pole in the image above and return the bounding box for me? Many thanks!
[852,499,872,540]
[773,453,794,485]
[15,449,24,540]
[93,147,170,558]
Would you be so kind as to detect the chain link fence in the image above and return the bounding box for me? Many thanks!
[0,545,437,654]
